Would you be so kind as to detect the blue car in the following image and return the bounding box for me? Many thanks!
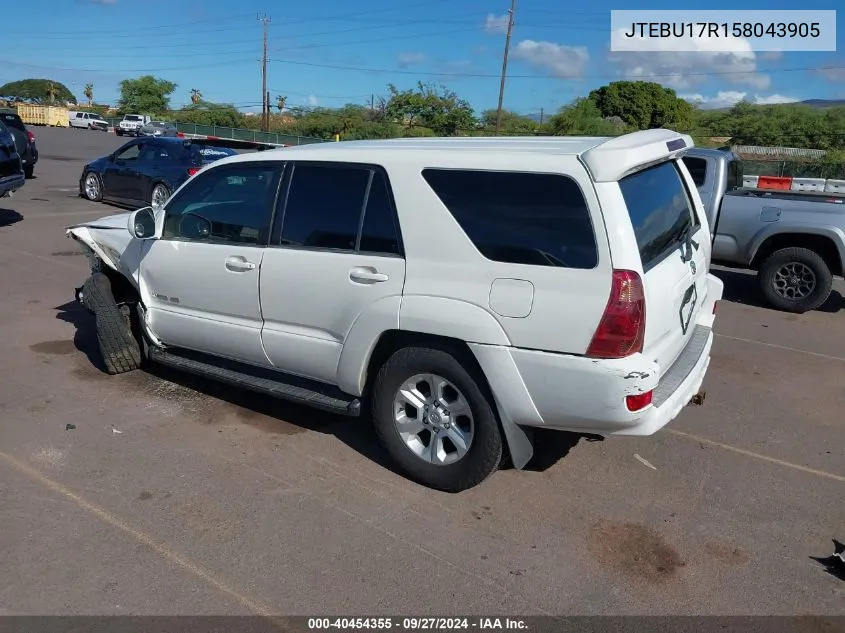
[79,136,279,209]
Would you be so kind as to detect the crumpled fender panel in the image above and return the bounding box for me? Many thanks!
[66,211,141,289]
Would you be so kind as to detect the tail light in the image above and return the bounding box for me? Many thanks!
[26,131,35,143]
[586,270,646,359]
[187,167,201,176]
[625,391,653,412]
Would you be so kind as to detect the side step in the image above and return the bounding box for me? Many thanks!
[147,346,361,417]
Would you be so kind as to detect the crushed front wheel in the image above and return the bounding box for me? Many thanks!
[82,273,142,375]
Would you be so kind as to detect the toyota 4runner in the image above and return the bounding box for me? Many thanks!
[66,129,723,492]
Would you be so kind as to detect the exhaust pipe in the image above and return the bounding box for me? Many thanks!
[688,391,706,406]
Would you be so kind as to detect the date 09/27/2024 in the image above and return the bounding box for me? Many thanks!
[623,21,821,39]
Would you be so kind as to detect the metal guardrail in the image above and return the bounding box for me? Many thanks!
[104,118,326,146]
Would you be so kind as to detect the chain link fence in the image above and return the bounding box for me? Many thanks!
[104,118,327,146]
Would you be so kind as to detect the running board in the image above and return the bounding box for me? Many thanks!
[147,346,361,417]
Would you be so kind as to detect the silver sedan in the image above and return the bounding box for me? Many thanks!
[138,121,179,137]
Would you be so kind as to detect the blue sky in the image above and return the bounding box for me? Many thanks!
[2,0,843,117]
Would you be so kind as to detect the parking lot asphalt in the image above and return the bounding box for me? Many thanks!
[1,127,843,616]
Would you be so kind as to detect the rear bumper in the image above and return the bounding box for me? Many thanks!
[469,273,724,436]
[0,164,25,196]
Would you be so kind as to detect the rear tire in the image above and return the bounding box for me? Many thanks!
[82,273,142,375]
[24,165,33,179]
[151,183,171,208]
[371,346,503,492]
[758,247,833,313]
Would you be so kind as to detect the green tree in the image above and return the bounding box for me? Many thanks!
[83,83,94,106]
[117,75,176,115]
[548,98,625,136]
[176,102,245,128]
[385,82,476,135]
[0,79,76,104]
[190,89,202,104]
[588,81,694,131]
[480,109,539,135]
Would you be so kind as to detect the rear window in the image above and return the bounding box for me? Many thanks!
[0,113,25,132]
[125,115,142,121]
[727,158,743,191]
[682,156,707,187]
[421,168,598,269]
[619,161,700,270]
[189,145,238,165]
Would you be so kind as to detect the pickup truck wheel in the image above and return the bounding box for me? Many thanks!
[83,172,103,202]
[759,247,833,313]
[82,273,142,375]
[116,130,122,136]
[371,346,503,492]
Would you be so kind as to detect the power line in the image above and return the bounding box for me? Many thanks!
[267,58,845,81]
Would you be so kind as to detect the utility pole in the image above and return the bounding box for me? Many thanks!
[539,107,544,125]
[494,0,516,135]
[258,12,271,133]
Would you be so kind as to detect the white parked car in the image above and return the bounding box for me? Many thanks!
[66,129,723,492]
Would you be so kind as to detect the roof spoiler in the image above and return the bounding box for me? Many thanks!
[177,133,285,152]
[581,129,695,183]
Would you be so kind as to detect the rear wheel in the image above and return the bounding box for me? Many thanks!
[371,346,503,492]
[758,247,833,313]
[24,165,33,179]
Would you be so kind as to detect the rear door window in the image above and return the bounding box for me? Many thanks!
[681,156,707,187]
[421,168,598,269]
[619,161,700,270]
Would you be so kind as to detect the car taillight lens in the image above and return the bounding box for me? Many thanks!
[187,167,200,176]
[625,391,653,412]
[26,131,35,143]
[586,270,646,359]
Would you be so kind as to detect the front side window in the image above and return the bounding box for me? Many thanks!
[163,163,282,245]
[115,143,142,161]
[421,168,598,269]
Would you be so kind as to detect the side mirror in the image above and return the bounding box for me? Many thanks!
[178,212,211,240]
[128,206,157,240]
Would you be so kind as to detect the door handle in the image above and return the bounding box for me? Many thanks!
[349,266,388,284]
[225,256,256,272]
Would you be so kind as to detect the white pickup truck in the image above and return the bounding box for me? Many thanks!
[117,114,152,137]
[66,129,722,491]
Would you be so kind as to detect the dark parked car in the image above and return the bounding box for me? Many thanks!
[139,121,178,137]
[0,119,25,198]
[0,109,38,178]
[79,136,280,209]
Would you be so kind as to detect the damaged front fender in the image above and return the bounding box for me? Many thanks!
[66,212,143,288]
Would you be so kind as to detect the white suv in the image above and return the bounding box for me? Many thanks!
[67,129,723,492]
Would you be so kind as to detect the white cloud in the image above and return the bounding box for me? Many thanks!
[511,40,589,79]
[306,95,318,106]
[397,52,425,68]
[484,13,509,35]
[682,91,798,109]
[608,28,768,90]
[818,66,845,82]
[759,51,784,61]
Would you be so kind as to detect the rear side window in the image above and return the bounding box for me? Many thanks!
[727,159,743,191]
[682,156,707,187]
[421,169,598,269]
[277,163,402,256]
[619,161,699,270]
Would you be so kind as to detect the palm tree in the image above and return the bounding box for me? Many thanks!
[47,82,58,103]
[190,89,202,104]
[83,83,94,106]
[276,95,287,112]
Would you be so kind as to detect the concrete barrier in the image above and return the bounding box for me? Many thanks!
[825,179,845,194]
[790,177,826,192]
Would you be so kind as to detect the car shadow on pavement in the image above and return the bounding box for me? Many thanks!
[54,298,589,479]
[713,267,844,314]
[810,539,845,582]
[54,300,110,373]
[0,208,23,227]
